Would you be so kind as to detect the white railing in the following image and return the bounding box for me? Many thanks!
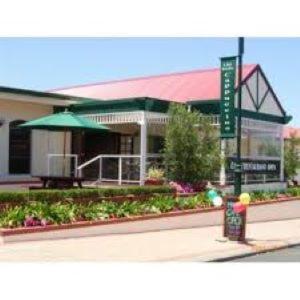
[83,111,145,125]
[77,154,141,185]
[82,111,169,125]
[77,153,162,185]
[203,115,220,125]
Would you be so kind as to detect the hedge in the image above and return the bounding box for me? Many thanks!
[0,186,173,205]
[0,185,298,207]
[249,187,299,201]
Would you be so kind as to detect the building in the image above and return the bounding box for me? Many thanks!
[283,126,300,183]
[0,64,291,190]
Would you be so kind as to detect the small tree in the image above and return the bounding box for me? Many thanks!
[163,103,220,183]
[284,132,300,180]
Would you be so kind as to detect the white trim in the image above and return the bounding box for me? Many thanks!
[145,112,169,124]
[0,92,75,107]
[219,139,226,186]
[223,182,287,193]
[211,115,282,133]
[139,112,147,185]
[82,111,169,125]
[82,111,221,126]
[280,127,285,181]
[240,156,281,161]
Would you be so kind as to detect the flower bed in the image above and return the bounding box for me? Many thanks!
[0,187,300,230]
[0,194,210,229]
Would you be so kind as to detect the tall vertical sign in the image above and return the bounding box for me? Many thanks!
[220,56,237,138]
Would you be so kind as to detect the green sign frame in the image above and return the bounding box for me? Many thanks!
[220,56,237,138]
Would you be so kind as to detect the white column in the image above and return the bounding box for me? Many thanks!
[219,139,226,186]
[139,112,147,185]
[98,157,102,182]
[280,125,284,182]
[118,157,122,185]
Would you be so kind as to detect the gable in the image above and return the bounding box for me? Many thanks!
[236,66,285,117]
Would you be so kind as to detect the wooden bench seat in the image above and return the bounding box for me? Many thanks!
[38,176,84,189]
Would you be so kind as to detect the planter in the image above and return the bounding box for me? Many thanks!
[176,192,198,197]
[0,196,299,244]
[145,179,164,186]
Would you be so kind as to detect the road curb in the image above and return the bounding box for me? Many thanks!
[208,238,300,262]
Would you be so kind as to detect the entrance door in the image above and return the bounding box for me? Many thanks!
[120,135,139,181]
[9,120,31,174]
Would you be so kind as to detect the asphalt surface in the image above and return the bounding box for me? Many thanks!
[230,245,300,262]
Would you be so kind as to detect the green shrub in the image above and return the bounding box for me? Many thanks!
[175,194,211,210]
[250,191,267,201]
[115,201,143,218]
[286,187,300,197]
[0,186,173,206]
[0,206,26,228]
[147,196,176,213]
[163,103,220,183]
[147,167,164,180]
[197,193,212,206]
[0,192,27,203]
[29,190,65,202]
[250,190,281,202]
[77,202,110,221]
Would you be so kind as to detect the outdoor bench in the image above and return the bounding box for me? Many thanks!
[37,176,84,189]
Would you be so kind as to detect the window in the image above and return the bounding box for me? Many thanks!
[148,136,164,154]
[120,135,134,154]
[9,120,31,174]
[225,125,281,159]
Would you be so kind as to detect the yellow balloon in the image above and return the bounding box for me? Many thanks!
[239,193,251,205]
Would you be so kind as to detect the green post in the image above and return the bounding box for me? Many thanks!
[234,37,244,196]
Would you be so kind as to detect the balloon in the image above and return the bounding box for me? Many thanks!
[233,202,246,214]
[212,196,223,207]
[207,189,218,200]
[239,193,251,206]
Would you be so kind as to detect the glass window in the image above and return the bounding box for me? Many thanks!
[248,129,281,158]
[120,135,133,155]
[9,120,31,174]
[245,173,264,183]
[148,136,164,154]
[265,174,280,182]
[225,123,281,159]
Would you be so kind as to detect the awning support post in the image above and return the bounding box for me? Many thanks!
[139,112,147,186]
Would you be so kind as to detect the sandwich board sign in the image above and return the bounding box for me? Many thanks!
[223,196,246,242]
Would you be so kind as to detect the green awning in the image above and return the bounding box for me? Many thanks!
[20,110,108,131]
[19,111,108,177]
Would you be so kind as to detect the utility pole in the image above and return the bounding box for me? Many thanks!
[234,37,244,196]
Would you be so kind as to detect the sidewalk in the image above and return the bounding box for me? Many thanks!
[0,218,299,261]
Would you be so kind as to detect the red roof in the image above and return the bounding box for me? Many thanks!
[50,64,257,103]
[283,126,300,139]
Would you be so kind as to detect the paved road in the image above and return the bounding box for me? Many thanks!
[230,245,300,262]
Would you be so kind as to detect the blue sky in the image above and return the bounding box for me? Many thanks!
[0,37,299,126]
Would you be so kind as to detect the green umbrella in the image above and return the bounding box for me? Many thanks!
[20,110,108,176]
